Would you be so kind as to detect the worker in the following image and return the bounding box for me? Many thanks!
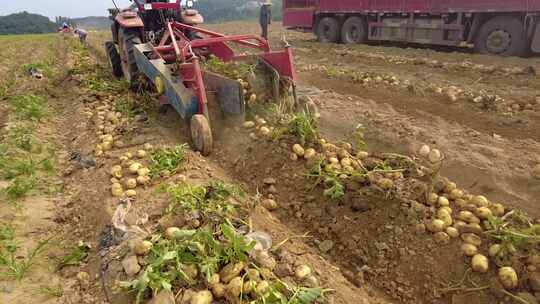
[259,0,272,40]
[74,28,88,44]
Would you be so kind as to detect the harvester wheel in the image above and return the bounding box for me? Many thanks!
[190,114,213,156]
[341,17,367,44]
[105,41,123,77]
[118,28,142,83]
[316,17,340,43]
[474,16,527,57]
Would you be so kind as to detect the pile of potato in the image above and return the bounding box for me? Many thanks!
[242,116,273,140]
[416,144,524,291]
[109,144,153,198]
[92,102,127,156]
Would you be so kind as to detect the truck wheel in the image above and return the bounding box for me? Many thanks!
[118,28,142,83]
[474,16,527,57]
[105,41,123,78]
[190,114,213,156]
[341,17,367,44]
[317,17,340,43]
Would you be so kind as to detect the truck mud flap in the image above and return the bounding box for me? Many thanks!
[531,22,540,53]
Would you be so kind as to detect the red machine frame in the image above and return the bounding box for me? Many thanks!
[148,21,297,116]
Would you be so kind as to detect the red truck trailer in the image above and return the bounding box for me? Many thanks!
[283,0,540,56]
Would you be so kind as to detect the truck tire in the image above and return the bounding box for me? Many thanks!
[118,28,142,83]
[341,17,367,44]
[316,17,340,43]
[474,16,527,57]
[105,41,123,78]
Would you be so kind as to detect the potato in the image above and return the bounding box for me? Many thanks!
[356,151,369,159]
[292,144,305,157]
[471,254,489,273]
[490,203,505,217]
[461,223,483,235]
[457,211,474,222]
[243,121,255,128]
[304,148,316,159]
[427,219,445,233]
[446,227,459,238]
[126,178,137,189]
[461,233,482,246]
[102,141,113,151]
[136,150,147,158]
[166,227,180,239]
[437,196,450,207]
[133,240,152,255]
[498,267,518,290]
[125,152,133,159]
[129,163,142,174]
[428,149,442,163]
[211,283,225,299]
[475,207,493,220]
[261,199,278,211]
[125,189,137,197]
[340,158,352,167]
[246,269,261,282]
[220,262,245,283]
[190,290,213,304]
[183,264,198,281]
[225,276,243,297]
[137,167,150,176]
[438,213,453,227]
[444,182,457,193]
[255,280,270,295]
[433,232,450,244]
[461,243,478,256]
[136,175,150,185]
[207,273,220,285]
[471,195,489,207]
[110,177,119,184]
[110,165,122,176]
[295,265,311,279]
[449,189,463,200]
[418,144,430,157]
[439,206,453,215]
[454,199,467,208]
[427,193,438,206]
[259,126,270,136]
[488,244,501,257]
[328,157,339,164]
[249,94,257,103]
[111,183,123,197]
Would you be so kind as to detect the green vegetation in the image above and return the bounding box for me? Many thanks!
[38,283,64,298]
[165,181,243,220]
[121,223,255,304]
[307,160,345,201]
[204,55,255,80]
[0,224,50,280]
[149,145,188,178]
[9,94,48,121]
[485,211,540,265]
[0,12,57,35]
[58,241,91,269]
[287,111,318,146]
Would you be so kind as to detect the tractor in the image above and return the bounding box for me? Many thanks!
[105,0,297,155]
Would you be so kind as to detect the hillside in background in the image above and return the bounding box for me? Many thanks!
[197,0,282,23]
[72,16,111,30]
[0,11,57,35]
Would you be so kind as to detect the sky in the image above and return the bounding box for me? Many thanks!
[0,0,134,19]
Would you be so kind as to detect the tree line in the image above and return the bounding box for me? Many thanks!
[0,12,57,35]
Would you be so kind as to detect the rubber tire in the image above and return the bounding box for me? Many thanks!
[105,41,123,78]
[118,28,142,83]
[316,17,340,43]
[190,114,213,156]
[474,16,527,57]
[341,17,367,44]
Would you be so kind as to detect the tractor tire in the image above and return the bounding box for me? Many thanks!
[316,17,340,43]
[190,114,213,156]
[474,16,528,57]
[105,41,123,78]
[118,28,142,83]
[341,16,367,44]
